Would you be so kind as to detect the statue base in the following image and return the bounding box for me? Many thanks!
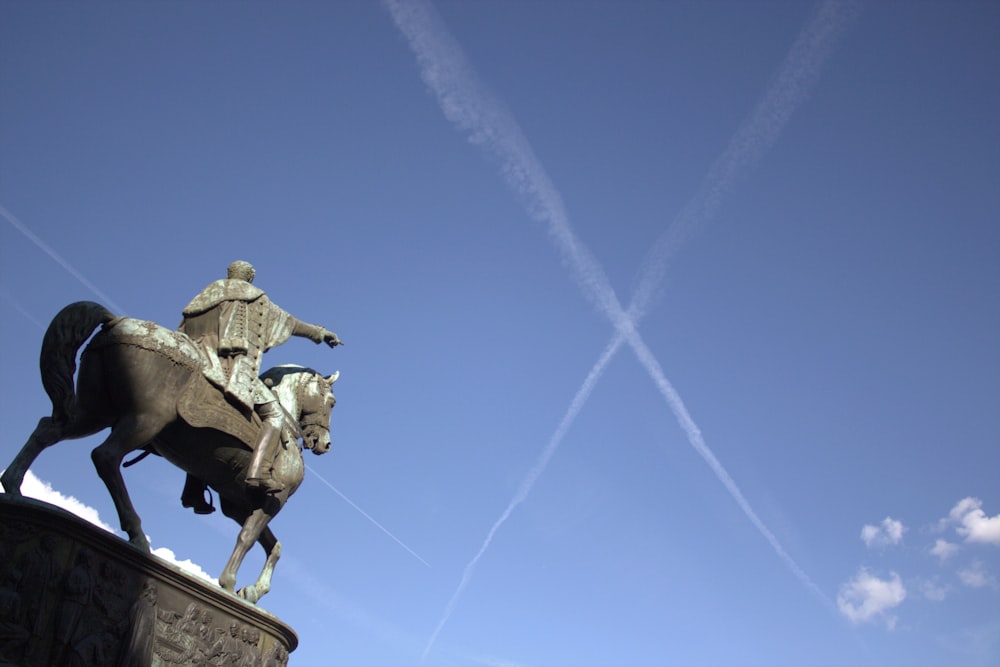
[0,494,296,666]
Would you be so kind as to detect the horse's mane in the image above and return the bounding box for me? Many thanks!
[260,364,321,388]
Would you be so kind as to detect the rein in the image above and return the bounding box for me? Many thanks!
[278,401,304,444]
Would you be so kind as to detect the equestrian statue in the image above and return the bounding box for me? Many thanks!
[1,261,342,604]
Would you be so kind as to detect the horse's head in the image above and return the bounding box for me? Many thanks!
[261,366,338,455]
[298,370,337,454]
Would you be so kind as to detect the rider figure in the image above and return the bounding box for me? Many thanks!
[178,260,341,513]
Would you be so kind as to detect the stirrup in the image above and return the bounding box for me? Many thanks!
[181,489,215,515]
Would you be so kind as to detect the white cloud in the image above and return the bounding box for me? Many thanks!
[861,516,906,548]
[152,546,216,584]
[19,469,116,532]
[931,538,960,562]
[958,561,997,590]
[949,497,1000,546]
[13,469,214,583]
[837,568,907,628]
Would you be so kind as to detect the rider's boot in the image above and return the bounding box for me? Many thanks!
[180,474,215,514]
[246,423,282,493]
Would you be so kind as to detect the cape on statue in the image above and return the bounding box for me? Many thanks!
[1,301,338,604]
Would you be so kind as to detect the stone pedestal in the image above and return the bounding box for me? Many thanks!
[0,495,296,667]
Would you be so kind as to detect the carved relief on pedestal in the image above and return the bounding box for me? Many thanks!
[0,500,296,667]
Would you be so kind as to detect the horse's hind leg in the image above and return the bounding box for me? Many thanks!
[2,415,102,494]
[91,416,160,552]
[1,417,62,494]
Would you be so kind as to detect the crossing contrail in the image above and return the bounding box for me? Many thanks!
[386,0,855,659]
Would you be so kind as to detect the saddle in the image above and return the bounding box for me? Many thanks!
[177,374,260,450]
[94,316,279,451]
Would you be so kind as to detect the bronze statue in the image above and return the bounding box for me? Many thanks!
[1,281,341,603]
[179,260,341,511]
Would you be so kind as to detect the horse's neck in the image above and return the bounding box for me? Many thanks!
[271,378,301,421]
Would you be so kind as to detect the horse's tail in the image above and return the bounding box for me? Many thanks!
[40,301,117,423]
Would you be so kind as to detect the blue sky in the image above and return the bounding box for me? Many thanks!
[2,1,999,665]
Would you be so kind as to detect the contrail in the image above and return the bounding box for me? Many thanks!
[421,335,626,659]
[383,0,621,322]
[588,0,859,609]
[599,0,858,611]
[1,203,128,314]
[0,287,45,329]
[281,552,525,667]
[627,0,861,323]
[305,462,431,568]
[388,0,854,658]
[597,1,858,612]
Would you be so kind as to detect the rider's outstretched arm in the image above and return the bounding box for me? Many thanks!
[291,319,342,348]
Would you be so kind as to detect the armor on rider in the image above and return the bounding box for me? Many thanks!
[178,261,341,513]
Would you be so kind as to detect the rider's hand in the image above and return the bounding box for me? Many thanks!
[323,330,343,348]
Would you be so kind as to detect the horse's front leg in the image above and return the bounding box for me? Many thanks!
[219,506,272,595]
[91,417,158,551]
[237,526,282,604]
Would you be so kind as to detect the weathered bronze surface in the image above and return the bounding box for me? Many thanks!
[1,262,342,606]
[0,495,296,667]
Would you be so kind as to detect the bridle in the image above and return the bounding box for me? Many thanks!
[290,373,334,449]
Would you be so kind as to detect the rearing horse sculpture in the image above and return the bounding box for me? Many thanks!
[0,301,338,603]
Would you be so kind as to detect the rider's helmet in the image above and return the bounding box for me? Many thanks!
[227,260,255,283]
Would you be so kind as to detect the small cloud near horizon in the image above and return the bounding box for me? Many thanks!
[837,567,906,629]
[948,498,1000,546]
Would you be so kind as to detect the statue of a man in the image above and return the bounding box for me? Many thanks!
[179,260,341,512]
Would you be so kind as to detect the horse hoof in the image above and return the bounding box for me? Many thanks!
[130,536,151,553]
[237,586,260,604]
[0,475,21,495]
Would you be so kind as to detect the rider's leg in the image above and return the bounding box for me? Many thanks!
[245,400,283,492]
[181,473,215,514]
